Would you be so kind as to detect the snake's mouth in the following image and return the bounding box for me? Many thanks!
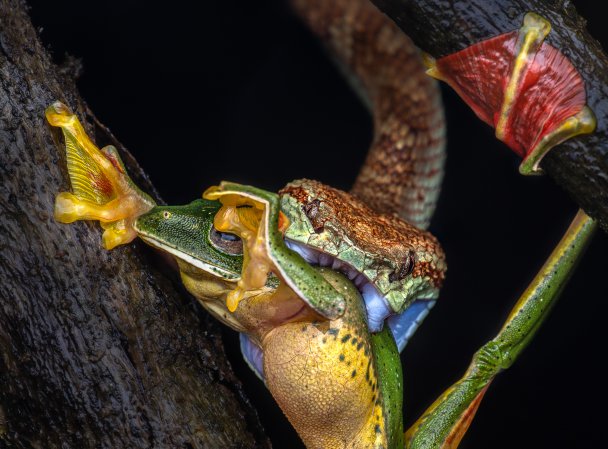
[285,239,391,332]
[286,238,436,352]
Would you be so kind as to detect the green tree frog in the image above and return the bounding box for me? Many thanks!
[44,0,598,445]
[47,101,596,448]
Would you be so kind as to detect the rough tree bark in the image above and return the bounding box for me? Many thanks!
[0,1,270,447]
[372,0,608,232]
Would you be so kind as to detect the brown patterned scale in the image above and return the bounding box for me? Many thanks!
[290,0,446,230]
[279,0,447,326]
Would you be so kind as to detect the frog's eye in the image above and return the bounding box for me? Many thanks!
[209,227,243,256]
[163,211,172,219]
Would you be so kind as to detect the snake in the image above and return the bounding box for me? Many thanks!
[48,0,448,447]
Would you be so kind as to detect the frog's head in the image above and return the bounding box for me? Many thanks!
[133,199,253,331]
[134,199,243,280]
[134,196,323,336]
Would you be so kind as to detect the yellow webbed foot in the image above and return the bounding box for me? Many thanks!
[47,101,156,249]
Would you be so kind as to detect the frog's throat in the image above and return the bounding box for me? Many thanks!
[176,256,318,340]
[168,257,253,334]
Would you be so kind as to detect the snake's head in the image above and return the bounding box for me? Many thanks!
[279,179,446,335]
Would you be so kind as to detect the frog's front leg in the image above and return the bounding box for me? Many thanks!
[46,102,155,249]
[405,209,596,449]
[426,12,596,174]
[203,182,346,320]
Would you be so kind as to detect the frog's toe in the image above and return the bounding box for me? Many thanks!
[55,192,133,223]
[45,101,73,127]
[100,220,137,250]
[519,106,596,175]
[55,191,128,223]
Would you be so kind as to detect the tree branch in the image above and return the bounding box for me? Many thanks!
[372,0,608,231]
[0,1,269,447]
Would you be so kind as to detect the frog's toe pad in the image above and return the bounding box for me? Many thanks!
[101,220,137,250]
[55,192,87,223]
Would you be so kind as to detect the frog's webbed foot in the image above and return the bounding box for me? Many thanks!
[426,12,596,175]
[47,102,155,249]
[204,182,346,319]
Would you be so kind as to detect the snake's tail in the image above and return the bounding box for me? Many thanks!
[289,0,446,230]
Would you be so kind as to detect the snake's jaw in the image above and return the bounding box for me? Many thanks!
[426,12,596,175]
[47,101,156,249]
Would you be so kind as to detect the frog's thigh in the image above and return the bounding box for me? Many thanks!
[262,322,375,449]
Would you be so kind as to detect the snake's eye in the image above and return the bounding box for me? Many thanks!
[209,227,243,256]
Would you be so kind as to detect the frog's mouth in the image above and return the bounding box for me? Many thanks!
[136,232,241,281]
[285,239,435,351]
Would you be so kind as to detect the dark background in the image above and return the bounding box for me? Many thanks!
[27,1,607,447]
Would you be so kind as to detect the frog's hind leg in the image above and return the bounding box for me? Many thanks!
[426,12,596,175]
[404,210,596,448]
[47,102,155,249]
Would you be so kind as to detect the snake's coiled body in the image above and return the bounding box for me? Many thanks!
[290,0,446,230]
[256,1,448,448]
